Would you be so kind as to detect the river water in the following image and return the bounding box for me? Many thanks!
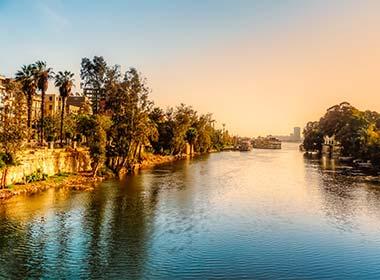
[0,143,380,279]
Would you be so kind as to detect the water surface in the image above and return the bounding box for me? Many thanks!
[1,143,380,279]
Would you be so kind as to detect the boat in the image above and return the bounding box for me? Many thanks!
[339,156,353,163]
[353,159,373,169]
[252,137,281,149]
[239,140,252,151]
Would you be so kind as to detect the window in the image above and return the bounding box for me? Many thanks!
[49,96,53,101]
[49,105,53,110]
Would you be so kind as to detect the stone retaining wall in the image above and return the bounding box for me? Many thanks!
[6,148,91,185]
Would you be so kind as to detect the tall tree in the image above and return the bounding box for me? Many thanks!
[0,79,27,188]
[34,61,53,144]
[303,121,323,152]
[106,68,157,175]
[80,56,108,114]
[54,71,75,144]
[15,64,36,135]
[172,104,197,154]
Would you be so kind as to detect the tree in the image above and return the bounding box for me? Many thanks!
[171,104,197,154]
[0,80,27,188]
[80,56,108,114]
[149,107,174,154]
[303,121,323,152]
[194,113,214,153]
[87,115,112,176]
[43,114,60,142]
[54,71,75,144]
[34,61,53,144]
[185,127,198,154]
[365,123,380,165]
[15,64,36,134]
[106,68,157,175]
[303,102,380,162]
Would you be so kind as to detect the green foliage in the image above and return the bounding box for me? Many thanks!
[24,169,48,183]
[106,68,157,172]
[303,121,323,152]
[80,56,109,114]
[87,115,111,176]
[0,80,27,176]
[34,61,54,143]
[0,153,17,168]
[149,107,175,154]
[303,102,380,163]
[43,115,60,141]
[15,64,37,130]
[194,114,214,153]
[55,71,75,143]
[185,127,198,144]
[46,135,55,142]
[8,56,233,180]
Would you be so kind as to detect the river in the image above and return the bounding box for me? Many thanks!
[0,143,380,279]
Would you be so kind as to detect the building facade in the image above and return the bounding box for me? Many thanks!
[322,135,341,158]
[45,93,61,116]
[66,95,90,114]
[0,75,15,122]
[293,127,301,141]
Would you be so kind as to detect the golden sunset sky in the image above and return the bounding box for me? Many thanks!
[1,0,380,136]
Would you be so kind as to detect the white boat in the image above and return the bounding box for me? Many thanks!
[239,141,252,151]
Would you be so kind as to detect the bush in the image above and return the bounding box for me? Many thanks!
[24,169,48,183]
[47,135,55,142]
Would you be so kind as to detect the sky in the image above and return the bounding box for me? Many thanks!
[1,0,380,136]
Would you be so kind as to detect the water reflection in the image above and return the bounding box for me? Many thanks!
[1,144,380,279]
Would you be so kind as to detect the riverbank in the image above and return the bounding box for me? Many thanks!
[0,153,187,201]
[0,172,102,200]
[134,153,188,170]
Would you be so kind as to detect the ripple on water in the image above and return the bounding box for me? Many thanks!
[1,144,380,279]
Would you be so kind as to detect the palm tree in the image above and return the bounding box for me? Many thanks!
[34,61,53,144]
[54,71,75,145]
[15,64,37,136]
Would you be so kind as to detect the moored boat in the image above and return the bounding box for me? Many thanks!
[239,140,253,151]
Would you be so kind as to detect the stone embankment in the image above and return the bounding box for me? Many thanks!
[0,150,187,200]
[4,147,91,186]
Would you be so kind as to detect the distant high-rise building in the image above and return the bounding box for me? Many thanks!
[271,126,302,142]
[293,127,301,141]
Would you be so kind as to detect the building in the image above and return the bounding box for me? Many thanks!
[322,135,341,158]
[293,127,301,141]
[273,127,302,142]
[30,93,89,120]
[31,95,42,124]
[0,75,16,122]
[66,95,90,114]
[45,93,61,116]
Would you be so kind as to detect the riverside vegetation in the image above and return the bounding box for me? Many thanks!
[0,56,232,190]
[303,102,380,167]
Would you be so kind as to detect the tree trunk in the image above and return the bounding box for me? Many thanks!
[133,142,140,160]
[92,162,98,177]
[0,170,4,189]
[1,168,8,189]
[40,89,46,145]
[60,96,66,145]
[27,94,33,141]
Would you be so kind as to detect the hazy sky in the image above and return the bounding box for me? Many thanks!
[1,0,380,136]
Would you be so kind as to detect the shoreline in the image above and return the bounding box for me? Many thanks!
[0,173,103,200]
[0,153,188,201]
